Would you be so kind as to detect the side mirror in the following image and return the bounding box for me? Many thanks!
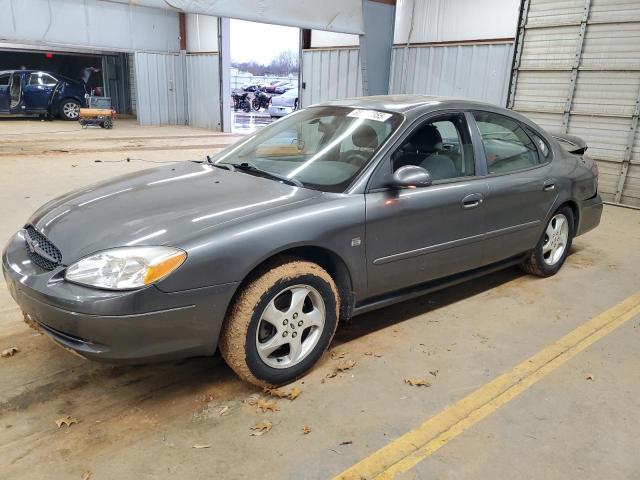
[392,165,432,188]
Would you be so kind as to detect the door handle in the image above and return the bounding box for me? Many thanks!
[461,193,484,209]
[543,180,556,192]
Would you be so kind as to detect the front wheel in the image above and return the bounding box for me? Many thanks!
[219,259,339,387]
[520,205,574,277]
[59,100,81,121]
[252,98,260,110]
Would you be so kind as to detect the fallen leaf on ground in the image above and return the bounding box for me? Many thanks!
[327,359,357,378]
[339,440,353,445]
[256,399,279,413]
[429,370,439,377]
[81,471,92,480]
[217,406,230,416]
[289,387,301,400]
[1,347,19,358]
[263,387,301,400]
[405,378,431,387]
[250,421,273,436]
[192,444,211,449]
[586,375,594,381]
[56,415,79,428]
[302,426,311,434]
[364,351,383,357]
[331,351,346,359]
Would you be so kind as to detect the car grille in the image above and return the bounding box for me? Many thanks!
[24,225,63,271]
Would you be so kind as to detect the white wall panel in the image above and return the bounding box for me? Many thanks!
[186,54,221,130]
[301,48,362,106]
[0,0,179,53]
[390,43,514,106]
[186,14,219,53]
[394,0,519,44]
[134,52,186,125]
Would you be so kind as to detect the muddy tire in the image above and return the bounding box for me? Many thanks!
[520,205,574,277]
[219,259,339,387]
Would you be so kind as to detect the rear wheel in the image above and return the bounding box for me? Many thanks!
[59,100,81,121]
[520,205,574,277]
[219,259,339,387]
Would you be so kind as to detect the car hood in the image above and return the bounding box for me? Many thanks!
[28,162,320,263]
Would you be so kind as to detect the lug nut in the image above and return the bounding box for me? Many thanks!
[298,320,303,326]
[283,331,288,337]
[292,332,297,338]
[283,319,288,325]
[293,313,298,319]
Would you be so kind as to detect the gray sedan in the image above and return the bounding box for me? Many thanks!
[2,95,602,386]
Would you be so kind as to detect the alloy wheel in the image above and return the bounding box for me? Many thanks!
[542,213,569,265]
[255,284,326,369]
[63,102,80,119]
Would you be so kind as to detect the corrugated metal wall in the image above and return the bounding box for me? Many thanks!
[128,53,137,115]
[134,52,186,126]
[509,0,640,207]
[301,48,363,106]
[389,43,514,106]
[186,54,221,130]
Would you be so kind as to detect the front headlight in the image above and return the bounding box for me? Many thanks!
[65,246,186,290]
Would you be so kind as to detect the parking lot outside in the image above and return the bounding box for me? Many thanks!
[1,119,639,480]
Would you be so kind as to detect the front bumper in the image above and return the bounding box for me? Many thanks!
[2,230,238,363]
[576,193,603,236]
[268,105,294,117]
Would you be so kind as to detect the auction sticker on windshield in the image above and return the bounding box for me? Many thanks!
[347,109,393,122]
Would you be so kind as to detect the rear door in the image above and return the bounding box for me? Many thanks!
[22,72,58,113]
[470,111,556,264]
[364,111,489,298]
[0,73,10,112]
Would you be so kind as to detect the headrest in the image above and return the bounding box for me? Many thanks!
[352,125,379,149]
[412,125,443,152]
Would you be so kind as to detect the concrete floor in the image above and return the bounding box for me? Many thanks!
[1,119,639,480]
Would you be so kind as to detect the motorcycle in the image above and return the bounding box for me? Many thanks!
[252,90,271,111]
[232,92,251,113]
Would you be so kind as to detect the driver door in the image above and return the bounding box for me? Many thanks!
[9,73,23,114]
[364,112,489,298]
[22,72,58,113]
[0,73,10,113]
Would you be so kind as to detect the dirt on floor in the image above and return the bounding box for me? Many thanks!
[1,118,639,480]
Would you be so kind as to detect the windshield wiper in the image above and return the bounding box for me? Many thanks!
[225,162,303,188]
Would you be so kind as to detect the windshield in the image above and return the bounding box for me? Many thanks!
[214,106,402,192]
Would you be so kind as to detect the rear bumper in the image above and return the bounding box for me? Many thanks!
[2,230,238,363]
[576,193,603,236]
[268,105,294,117]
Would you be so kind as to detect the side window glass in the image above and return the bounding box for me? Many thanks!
[473,112,540,174]
[529,131,550,161]
[392,114,475,181]
[28,72,57,87]
[0,74,9,86]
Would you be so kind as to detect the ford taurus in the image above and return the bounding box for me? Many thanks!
[2,95,602,386]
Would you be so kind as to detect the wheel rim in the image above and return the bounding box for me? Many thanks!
[255,284,326,369]
[542,213,569,266]
[63,102,79,119]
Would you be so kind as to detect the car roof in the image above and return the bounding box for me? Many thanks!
[311,94,540,127]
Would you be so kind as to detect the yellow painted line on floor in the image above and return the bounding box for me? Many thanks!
[335,292,640,480]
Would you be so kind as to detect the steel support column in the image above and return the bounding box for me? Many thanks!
[507,0,531,109]
[218,17,231,133]
[561,0,591,133]
[614,86,640,203]
[359,0,396,96]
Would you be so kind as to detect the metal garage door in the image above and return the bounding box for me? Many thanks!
[134,52,186,126]
[508,0,640,207]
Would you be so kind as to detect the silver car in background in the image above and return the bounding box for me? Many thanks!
[268,88,299,118]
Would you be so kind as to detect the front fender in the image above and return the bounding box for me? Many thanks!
[155,195,367,297]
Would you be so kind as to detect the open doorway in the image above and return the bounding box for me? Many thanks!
[229,19,300,134]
